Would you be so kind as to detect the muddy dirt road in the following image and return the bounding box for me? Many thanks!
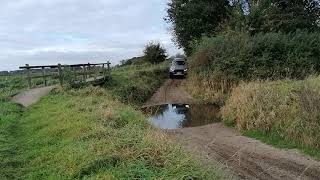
[144,79,194,107]
[144,79,320,180]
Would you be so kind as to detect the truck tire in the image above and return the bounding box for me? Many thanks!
[170,73,174,79]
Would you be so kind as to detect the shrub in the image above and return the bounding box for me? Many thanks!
[143,42,167,64]
[186,31,320,104]
[222,76,320,150]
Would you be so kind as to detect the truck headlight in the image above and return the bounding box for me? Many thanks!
[184,69,188,72]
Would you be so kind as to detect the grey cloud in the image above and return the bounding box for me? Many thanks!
[0,0,182,70]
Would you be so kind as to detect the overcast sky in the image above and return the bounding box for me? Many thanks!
[0,0,182,71]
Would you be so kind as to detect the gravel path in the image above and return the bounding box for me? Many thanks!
[11,86,56,107]
[144,79,320,180]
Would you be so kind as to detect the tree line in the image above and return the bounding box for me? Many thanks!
[166,0,320,55]
[164,0,320,89]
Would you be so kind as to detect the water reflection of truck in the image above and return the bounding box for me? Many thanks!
[172,104,189,114]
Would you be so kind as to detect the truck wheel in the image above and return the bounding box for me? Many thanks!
[170,73,174,79]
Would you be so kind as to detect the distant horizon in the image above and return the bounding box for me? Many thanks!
[0,1,182,71]
[0,52,181,71]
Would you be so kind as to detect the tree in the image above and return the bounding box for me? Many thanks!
[264,0,320,32]
[166,0,230,55]
[143,42,167,64]
[231,0,320,34]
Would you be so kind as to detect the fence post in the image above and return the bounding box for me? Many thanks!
[26,64,32,89]
[107,61,111,70]
[82,65,86,82]
[58,63,63,86]
[42,67,47,86]
[72,66,77,82]
[93,65,97,80]
[87,63,91,78]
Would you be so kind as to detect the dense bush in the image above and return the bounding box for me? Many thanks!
[222,76,320,152]
[187,31,320,103]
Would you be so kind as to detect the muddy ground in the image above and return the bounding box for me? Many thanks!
[144,79,320,180]
[143,79,194,107]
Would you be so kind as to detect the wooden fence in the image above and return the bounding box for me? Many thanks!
[19,62,111,88]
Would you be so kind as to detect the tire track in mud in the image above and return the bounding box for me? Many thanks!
[143,79,193,107]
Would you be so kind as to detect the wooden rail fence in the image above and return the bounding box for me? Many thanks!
[19,62,111,88]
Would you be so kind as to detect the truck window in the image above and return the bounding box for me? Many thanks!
[175,61,185,65]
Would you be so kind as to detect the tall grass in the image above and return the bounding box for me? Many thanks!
[222,76,320,157]
[185,71,234,105]
[106,63,168,106]
[0,76,27,100]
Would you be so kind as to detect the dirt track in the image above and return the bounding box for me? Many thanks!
[143,79,194,107]
[12,86,56,107]
[144,79,320,180]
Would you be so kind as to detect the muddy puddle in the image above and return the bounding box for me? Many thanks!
[142,104,221,129]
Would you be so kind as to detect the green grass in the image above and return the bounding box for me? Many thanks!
[1,87,224,179]
[0,75,28,178]
[0,101,24,179]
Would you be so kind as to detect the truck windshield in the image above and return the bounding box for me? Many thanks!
[175,61,185,65]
